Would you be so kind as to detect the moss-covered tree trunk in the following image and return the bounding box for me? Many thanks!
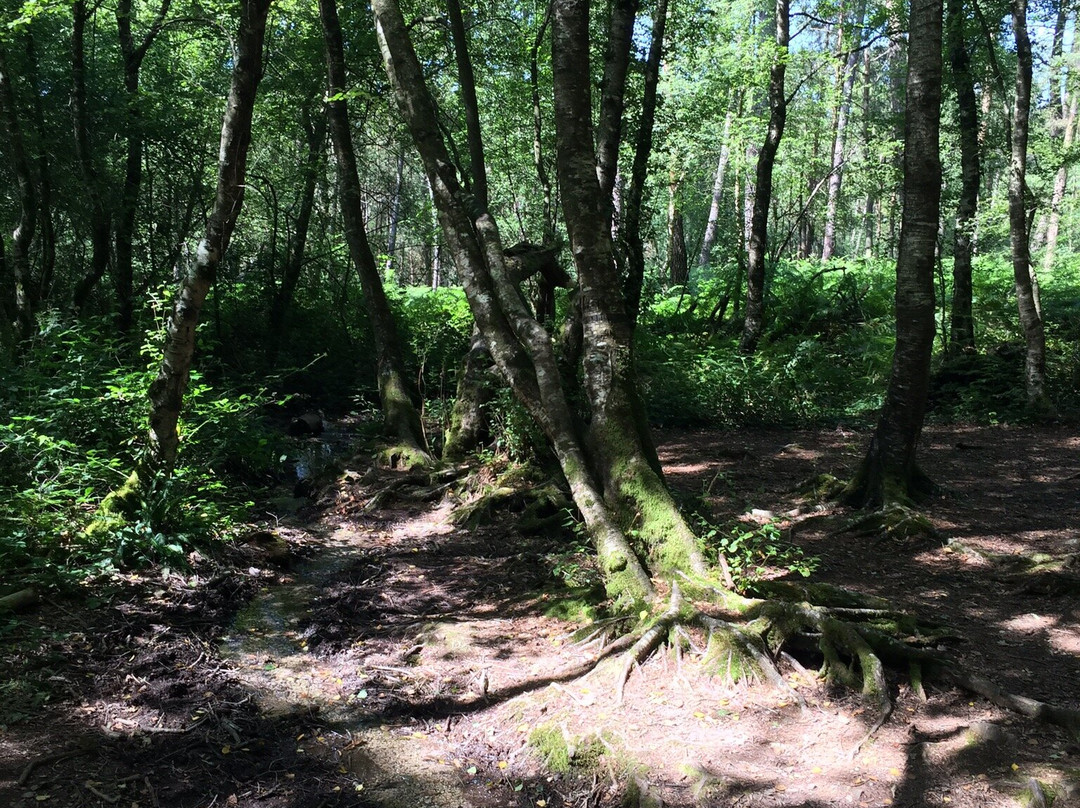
[551,0,712,582]
[843,0,942,508]
[147,0,271,472]
[318,0,428,458]
[373,0,658,605]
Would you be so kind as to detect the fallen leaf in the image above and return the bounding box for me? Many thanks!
[498,761,509,769]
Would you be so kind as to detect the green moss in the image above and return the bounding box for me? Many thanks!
[85,470,142,537]
[375,443,432,471]
[528,724,604,773]
[542,586,604,622]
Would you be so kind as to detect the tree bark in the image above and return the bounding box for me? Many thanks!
[844,0,942,508]
[739,0,789,354]
[946,0,979,356]
[318,0,429,455]
[595,0,638,212]
[552,0,713,584]
[443,327,494,462]
[697,108,735,269]
[0,44,38,341]
[147,0,272,472]
[24,35,55,304]
[446,0,488,209]
[373,0,659,605]
[1008,0,1051,412]
[114,0,173,333]
[70,0,113,315]
[530,5,556,245]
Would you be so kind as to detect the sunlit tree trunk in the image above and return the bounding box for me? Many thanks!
[740,0,789,354]
[147,0,272,472]
[318,0,428,455]
[373,0,658,605]
[844,0,942,507]
[946,0,979,355]
[697,108,735,269]
[1008,0,1051,412]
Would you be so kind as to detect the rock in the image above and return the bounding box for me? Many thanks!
[287,412,324,436]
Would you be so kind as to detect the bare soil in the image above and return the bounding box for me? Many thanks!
[2,424,1079,808]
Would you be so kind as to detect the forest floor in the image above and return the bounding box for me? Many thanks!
[2,424,1080,808]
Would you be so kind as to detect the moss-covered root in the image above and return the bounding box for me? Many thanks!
[374,442,433,471]
[86,470,142,537]
[698,615,794,696]
[616,584,685,704]
[837,503,942,543]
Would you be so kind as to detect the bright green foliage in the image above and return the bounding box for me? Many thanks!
[696,517,818,584]
[0,318,284,588]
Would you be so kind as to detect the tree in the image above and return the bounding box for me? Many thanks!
[0,42,37,341]
[843,0,942,507]
[147,0,273,472]
[945,0,979,356]
[739,0,789,354]
[317,0,429,459]
[1007,0,1051,412]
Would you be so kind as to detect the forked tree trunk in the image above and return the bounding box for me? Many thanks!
[0,45,37,340]
[147,0,271,472]
[946,0,979,355]
[1008,0,1051,413]
[551,0,712,583]
[844,0,942,508]
[373,0,661,605]
[739,0,789,354]
[595,0,638,210]
[318,0,428,455]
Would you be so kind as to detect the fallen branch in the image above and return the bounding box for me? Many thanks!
[0,587,38,614]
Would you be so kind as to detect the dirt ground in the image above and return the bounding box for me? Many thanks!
[2,424,1079,808]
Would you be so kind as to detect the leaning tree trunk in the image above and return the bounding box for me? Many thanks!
[739,0,789,355]
[373,0,658,605]
[946,0,979,356]
[0,45,38,341]
[147,0,272,472]
[844,0,942,508]
[696,107,735,270]
[318,0,428,457]
[1008,0,1051,413]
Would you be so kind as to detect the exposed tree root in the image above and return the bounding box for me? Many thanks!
[836,503,943,543]
[946,540,1080,595]
[578,577,1080,738]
